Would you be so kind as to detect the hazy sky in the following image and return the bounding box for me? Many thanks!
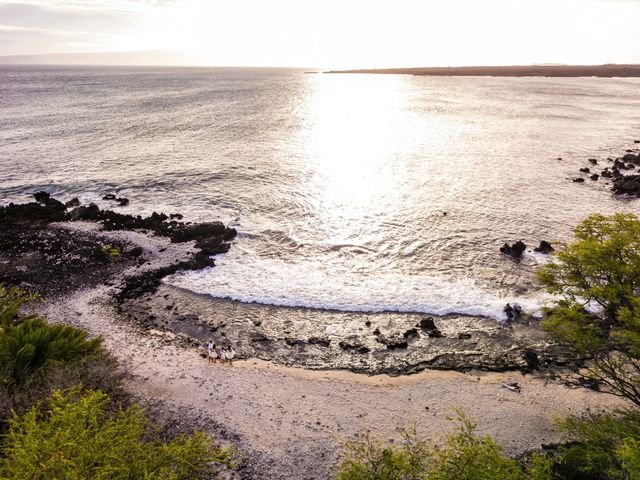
[1,0,640,67]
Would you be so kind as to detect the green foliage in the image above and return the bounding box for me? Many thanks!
[0,286,103,389]
[1,354,128,431]
[336,411,555,480]
[537,213,640,405]
[428,412,553,480]
[0,388,235,480]
[99,243,121,260]
[336,427,431,480]
[0,285,40,329]
[556,409,640,480]
[618,437,640,480]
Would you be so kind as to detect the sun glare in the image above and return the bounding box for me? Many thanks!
[303,74,409,208]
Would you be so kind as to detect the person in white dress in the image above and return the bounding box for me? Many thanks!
[226,346,235,366]
[207,341,217,364]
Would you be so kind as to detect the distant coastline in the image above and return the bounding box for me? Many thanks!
[325,64,640,77]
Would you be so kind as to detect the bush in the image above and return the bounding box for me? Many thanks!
[555,409,640,480]
[0,285,104,389]
[0,354,128,433]
[100,243,121,260]
[337,427,431,480]
[0,388,235,480]
[336,411,555,480]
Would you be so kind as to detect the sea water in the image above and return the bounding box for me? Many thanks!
[2,65,640,320]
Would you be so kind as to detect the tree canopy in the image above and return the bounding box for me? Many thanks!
[537,212,640,405]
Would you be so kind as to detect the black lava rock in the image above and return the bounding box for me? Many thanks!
[500,240,526,259]
[504,303,523,322]
[65,197,81,208]
[533,240,554,254]
[418,317,443,338]
[612,175,640,195]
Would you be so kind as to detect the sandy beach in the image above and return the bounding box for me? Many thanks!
[40,270,624,479]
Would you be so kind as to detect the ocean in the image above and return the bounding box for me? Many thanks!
[2,65,640,320]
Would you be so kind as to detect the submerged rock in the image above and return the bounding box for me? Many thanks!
[339,341,370,354]
[403,328,419,339]
[308,337,331,347]
[374,330,410,350]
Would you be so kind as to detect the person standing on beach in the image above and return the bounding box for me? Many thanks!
[207,340,216,364]
[219,347,227,364]
[226,345,235,366]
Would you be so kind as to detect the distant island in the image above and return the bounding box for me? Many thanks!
[326,64,640,77]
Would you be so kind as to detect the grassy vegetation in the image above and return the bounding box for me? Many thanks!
[0,285,236,479]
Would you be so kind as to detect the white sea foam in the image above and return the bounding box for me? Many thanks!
[165,248,551,321]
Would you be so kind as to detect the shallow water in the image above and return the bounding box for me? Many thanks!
[2,65,640,319]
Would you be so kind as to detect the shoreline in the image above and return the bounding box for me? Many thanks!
[0,193,632,479]
[40,286,626,479]
[324,64,640,77]
[128,281,568,375]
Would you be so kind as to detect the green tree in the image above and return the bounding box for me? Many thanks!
[537,213,640,406]
[0,388,235,480]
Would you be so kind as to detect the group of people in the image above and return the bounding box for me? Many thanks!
[207,341,236,365]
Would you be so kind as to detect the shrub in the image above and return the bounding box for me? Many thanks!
[0,388,235,480]
[100,243,121,260]
[0,285,104,389]
[0,353,128,433]
[0,285,40,327]
[337,427,431,480]
[556,409,640,480]
[336,411,555,480]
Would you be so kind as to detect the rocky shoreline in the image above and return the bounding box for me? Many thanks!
[1,190,629,479]
[568,141,640,195]
[1,191,577,377]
